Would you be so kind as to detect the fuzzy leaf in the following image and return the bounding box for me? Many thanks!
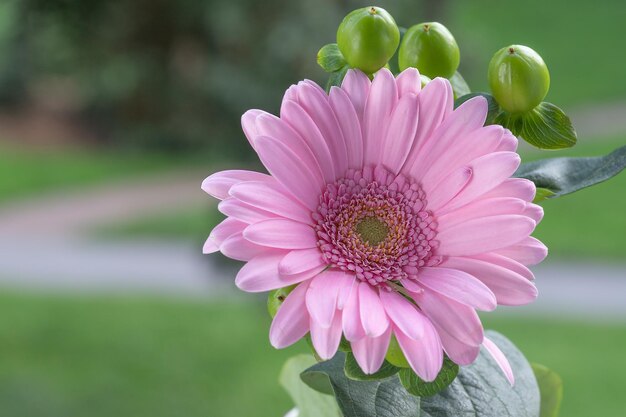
[495,102,577,149]
[344,353,401,381]
[455,93,501,126]
[531,363,563,417]
[325,65,349,93]
[301,331,540,417]
[515,145,626,197]
[317,43,347,73]
[449,71,471,99]
[280,355,342,417]
[399,357,459,397]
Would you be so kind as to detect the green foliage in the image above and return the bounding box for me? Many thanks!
[533,188,556,203]
[532,364,563,417]
[495,102,577,149]
[302,331,539,417]
[449,71,470,99]
[317,44,347,73]
[344,353,400,381]
[398,357,459,397]
[515,145,626,197]
[280,355,341,417]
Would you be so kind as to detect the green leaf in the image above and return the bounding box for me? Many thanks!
[531,363,563,417]
[454,92,500,125]
[325,65,349,93]
[533,188,556,202]
[449,71,471,99]
[495,102,577,149]
[398,357,459,397]
[317,43,347,73]
[344,352,400,381]
[515,145,626,197]
[301,331,540,417]
[280,355,342,417]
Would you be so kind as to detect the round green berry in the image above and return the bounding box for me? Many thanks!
[488,45,550,114]
[337,7,400,74]
[398,22,460,79]
[267,285,296,318]
[385,336,410,368]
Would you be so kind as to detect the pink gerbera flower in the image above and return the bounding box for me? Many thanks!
[203,68,547,384]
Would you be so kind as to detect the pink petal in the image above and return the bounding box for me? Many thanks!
[203,236,219,254]
[483,336,515,385]
[342,284,366,341]
[394,317,443,382]
[441,257,537,306]
[306,271,354,328]
[493,237,548,266]
[218,198,279,224]
[229,181,312,224]
[310,311,343,360]
[416,267,497,311]
[341,69,371,121]
[421,125,504,191]
[296,82,349,176]
[379,290,425,340]
[523,202,544,223]
[254,136,323,209]
[241,109,263,150]
[481,178,536,202]
[409,92,485,181]
[474,253,535,280]
[358,283,389,337]
[440,152,522,214]
[437,215,536,256]
[425,165,473,212]
[280,100,336,183]
[381,95,419,174]
[270,281,311,348]
[351,327,392,374]
[363,68,398,165]
[496,129,518,152]
[202,170,270,200]
[220,233,269,261]
[236,251,314,292]
[396,67,421,97]
[244,218,317,250]
[435,324,480,365]
[402,78,453,176]
[279,248,326,276]
[329,86,364,169]
[254,112,325,183]
[413,289,484,347]
[437,197,527,230]
[205,217,246,252]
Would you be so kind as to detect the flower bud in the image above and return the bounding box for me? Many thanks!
[337,7,400,74]
[488,45,550,114]
[398,22,460,79]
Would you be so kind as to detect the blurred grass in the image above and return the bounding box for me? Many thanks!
[0,293,624,417]
[99,136,626,260]
[0,143,207,203]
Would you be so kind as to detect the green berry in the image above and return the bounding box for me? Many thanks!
[267,285,296,318]
[488,45,550,114]
[385,336,410,368]
[398,22,460,79]
[337,7,400,74]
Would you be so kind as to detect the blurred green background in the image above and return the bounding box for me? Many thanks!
[0,0,625,416]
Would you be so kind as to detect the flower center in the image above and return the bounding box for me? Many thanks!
[355,216,389,246]
[313,167,441,286]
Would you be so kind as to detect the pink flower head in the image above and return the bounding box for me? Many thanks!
[203,68,547,384]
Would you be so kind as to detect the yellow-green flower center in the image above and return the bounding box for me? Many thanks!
[355,216,389,246]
